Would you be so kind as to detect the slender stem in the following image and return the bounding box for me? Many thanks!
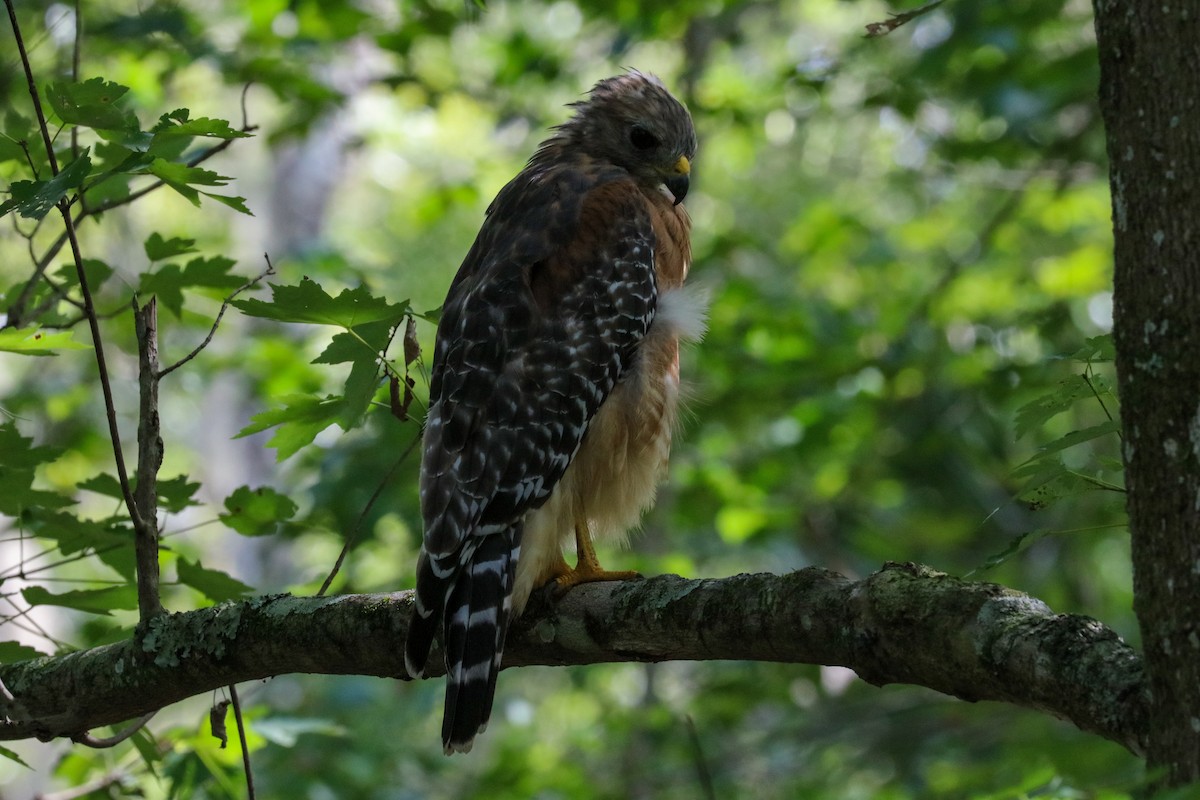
[228,684,256,800]
[316,432,420,596]
[6,0,142,530]
[158,260,274,379]
[72,711,155,748]
[69,0,81,165]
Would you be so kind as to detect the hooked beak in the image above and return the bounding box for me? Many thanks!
[664,154,691,205]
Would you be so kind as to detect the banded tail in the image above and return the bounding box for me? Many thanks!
[405,526,522,754]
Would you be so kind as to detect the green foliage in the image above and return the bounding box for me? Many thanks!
[233,278,415,452]
[220,485,298,535]
[21,585,139,615]
[0,152,92,219]
[0,0,1140,797]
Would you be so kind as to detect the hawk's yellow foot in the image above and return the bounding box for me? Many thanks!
[551,522,641,594]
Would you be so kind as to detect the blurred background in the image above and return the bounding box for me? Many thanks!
[0,0,1134,797]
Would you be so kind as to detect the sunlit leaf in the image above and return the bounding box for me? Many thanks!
[220,485,298,535]
[235,394,343,459]
[0,327,91,356]
[47,78,135,131]
[201,191,253,215]
[234,278,410,329]
[0,151,91,219]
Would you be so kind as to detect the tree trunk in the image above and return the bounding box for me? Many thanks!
[1092,2,1200,786]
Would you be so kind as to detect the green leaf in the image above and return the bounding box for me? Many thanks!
[0,424,64,468]
[0,327,91,356]
[200,190,253,215]
[176,558,253,602]
[0,640,47,663]
[145,232,198,260]
[313,319,400,365]
[313,319,398,428]
[54,257,114,292]
[0,132,25,164]
[254,717,347,747]
[47,78,135,131]
[77,472,124,499]
[138,264,187,317]
[179,256,245,291]
[236,395,343,460]
[76,473,200,513]
[132,727,164,775]
[25,509,128,556]
[21,585,138,615]
[149,110,251,152]
[143,158,239,209]
[220,485,298,535]
[0,743,30,769]
[1071,334,1116,363]
[977,528,1053,571]
[1020,420,1122,466]
[234,277,410,329]
[0,469,75,515]
[340,357,386,428]
[1014,375,1097,440]
[138,257,246,316]
[147,159,231,187]
[4,108,32,140]
[0,151,92,219]
[158,475,203,513]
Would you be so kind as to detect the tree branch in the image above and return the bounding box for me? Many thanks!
[0,564,1149,756]
[132,297,163,621]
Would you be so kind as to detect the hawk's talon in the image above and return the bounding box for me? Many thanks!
[552,565,642,595]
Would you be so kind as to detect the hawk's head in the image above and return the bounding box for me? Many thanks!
[556,71,697,205]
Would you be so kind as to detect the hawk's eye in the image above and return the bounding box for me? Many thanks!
[629,125,659,150]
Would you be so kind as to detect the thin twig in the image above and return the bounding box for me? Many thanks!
[69,0,81,166]
[684,715,717,800]
[1082,367,1117,425]
[35,771,127,800]
[71,711,155,748]
[158,257,275,379]
[229,684,256,800]
[5,0,141,529]
[317,431,421,596]
[864,0,946,38]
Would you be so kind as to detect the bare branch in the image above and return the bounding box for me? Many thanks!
[0,565,1149,756]
[71,712,154,748]
[158,257,275,379]
[864,0,946,38]
[133,296,163,620]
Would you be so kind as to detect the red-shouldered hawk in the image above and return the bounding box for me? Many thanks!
[404,71,702,755]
